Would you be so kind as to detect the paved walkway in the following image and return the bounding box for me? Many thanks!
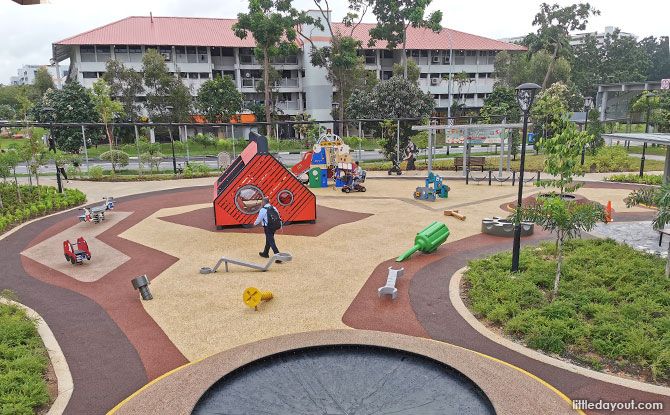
[591,221,669,257]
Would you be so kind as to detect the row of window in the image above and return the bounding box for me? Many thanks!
[433,93,489,100]
[419,72,493,79]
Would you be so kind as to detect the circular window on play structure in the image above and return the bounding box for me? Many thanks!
[234,185,264,215]
[276,190,294,206]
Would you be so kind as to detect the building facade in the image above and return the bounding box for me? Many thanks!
[501,26,636,48]
[52,13,524,120]
[9,64,68,86]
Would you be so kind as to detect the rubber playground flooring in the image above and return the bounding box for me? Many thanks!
[5,178,665,414]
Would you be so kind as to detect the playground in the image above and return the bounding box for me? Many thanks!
[2,132,670,414]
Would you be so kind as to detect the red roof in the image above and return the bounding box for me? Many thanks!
[333,22,525,51]
[55,16,525,51]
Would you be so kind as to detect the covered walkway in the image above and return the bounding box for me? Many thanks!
[603,133,670,183]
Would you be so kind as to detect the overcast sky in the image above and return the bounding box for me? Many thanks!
[1,0,667,84]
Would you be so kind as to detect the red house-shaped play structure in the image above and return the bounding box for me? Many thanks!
[213,132,317,228]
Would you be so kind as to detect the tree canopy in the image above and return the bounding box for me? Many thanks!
[33,67,55,97]
[196,75,243,123]
[142,49,192,123]
[368,0,442,79]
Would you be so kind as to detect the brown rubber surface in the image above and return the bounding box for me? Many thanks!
[159,204,372,237]
[344,232,670,414]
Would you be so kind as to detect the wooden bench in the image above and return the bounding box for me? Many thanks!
[454,156,486,172]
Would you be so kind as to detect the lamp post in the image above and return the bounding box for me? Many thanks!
[580,96,593,165]
[165,105,177,174]
[640,93,656,177]
[42,107,62,193]
[511,83,541,272]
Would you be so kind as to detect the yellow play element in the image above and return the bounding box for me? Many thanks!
[242,287,273,311]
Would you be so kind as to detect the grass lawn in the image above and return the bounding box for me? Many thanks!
[0,298,50,414]
[626,145,668,156]
[464,239,670,384]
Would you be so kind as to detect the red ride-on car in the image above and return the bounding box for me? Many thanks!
[63,237,91,265]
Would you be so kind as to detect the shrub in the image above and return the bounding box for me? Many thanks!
[605,173,662,185]
[591,146,636,172]
[89,166,104,180]
[99,150,130,173]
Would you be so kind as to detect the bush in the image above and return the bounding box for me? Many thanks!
[99,150,130,172]
[183,162,212,178]
[89,166,104,180]
[464,239,670,383]
[605,173,662,185]
[0,298,50,414]
[591,146,636,172]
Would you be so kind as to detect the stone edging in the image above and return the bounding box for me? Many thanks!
[0,299,73,415]
[449,266,670,397]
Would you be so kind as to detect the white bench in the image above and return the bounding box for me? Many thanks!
[378,267,404,299]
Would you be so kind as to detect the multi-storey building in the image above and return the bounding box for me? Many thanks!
[52,12,524,121]
[501,26,636,48]
[9,64,68,86]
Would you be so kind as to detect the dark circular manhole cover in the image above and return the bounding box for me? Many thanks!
[192,345,495,415]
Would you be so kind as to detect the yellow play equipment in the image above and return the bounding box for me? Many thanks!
[242,287,273,311]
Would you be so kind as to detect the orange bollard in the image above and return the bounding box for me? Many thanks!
[605,201,613,223]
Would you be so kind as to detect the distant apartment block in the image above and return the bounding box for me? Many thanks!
[9,64,68,86]
[500,26,636,48]
[52,12,525,121]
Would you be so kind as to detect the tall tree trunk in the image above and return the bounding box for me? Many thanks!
[339,77,345,136]
[105,124,114,150]
[13,169,21,204]
[0,193,3,209]
[34,167,39,186]
[402,30,408,79]
[542,44,560,89]
[552,235,563,300]
[263,49,272,137]
[26,162,32,186]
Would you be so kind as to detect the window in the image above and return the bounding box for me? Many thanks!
[179,72,188,78]
[420,50,428,57]
[223,70,235,79]
[128,46,142,62]
[222,47,234,57]
[82,72,98,79]
[175,47,187,63]
[114,45,129,62]
[430,73,440,78]
[234,185,264,215]
[277,190,294,206]
[364,50,376,65]
[199,73,210,79]
[159,46,172,62]
[211,47,222,57]
[466,50,477,56]
[454,50,465,65]
[197,47,208,63]
[420,73,428,79]
[382,71,392,80]
[80,45,96,62]
[382,50,393,58]
[468,73,477,79]
[96,45,111,62]
[186,47,197,63]
[188,73,198,79]
[464,93,475,99]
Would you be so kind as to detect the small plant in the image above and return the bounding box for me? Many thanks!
[88,165,104,180]
[99,150,130,173]
[606,173,662,185]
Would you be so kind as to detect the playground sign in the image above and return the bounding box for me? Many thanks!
[662,79,670,90]
[444,126,507,144]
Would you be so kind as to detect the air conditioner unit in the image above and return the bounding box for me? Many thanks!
[432,56,440,63]
[430,78,439,86]
[443,56,450,64]
[161,52,171,61]
[244,71,252,78]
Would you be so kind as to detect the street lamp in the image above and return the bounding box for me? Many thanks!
[511,82,541,272]
[640,92,656,177]
[165,105,177,174]
[42,107,63,193]
[580,96,593,165]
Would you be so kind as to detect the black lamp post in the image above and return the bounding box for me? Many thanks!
[580,96,593,165]
[640,93,656,177]
[42,107,63,193]
[511,82,541,272]
[165,105,177,174]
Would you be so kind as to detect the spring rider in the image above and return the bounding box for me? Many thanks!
[396,222,450,262]
[413,173,449,201]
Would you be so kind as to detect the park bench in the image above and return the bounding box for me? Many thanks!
[378,267,404,299]
[454,156,486,172]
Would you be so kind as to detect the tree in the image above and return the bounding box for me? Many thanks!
[103,60,144,121]
[234,0,316,136]
[585,108,603,154]
[516,196,605,299]
[90,79,124,151]
[16,131,49,185]
[538,121,591,194]
[494,49,571,89]
[599,29,651,85]
[528,2,599,88]
[143,49,193,124]
[196,75,243,123]
[347,75,433,161]
[453,71,473,110]
[34,80,99,153]
[479,86,521,123]
[392,58,419,83]
[0,104,16,120]
[368,0,442,79]
[640,36,670,81]
[626,185,670,276]
[33,67,55,97]
[99,149,129,174]
[530,82,570,141]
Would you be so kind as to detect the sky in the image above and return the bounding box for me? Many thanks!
[1,0,667,84]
